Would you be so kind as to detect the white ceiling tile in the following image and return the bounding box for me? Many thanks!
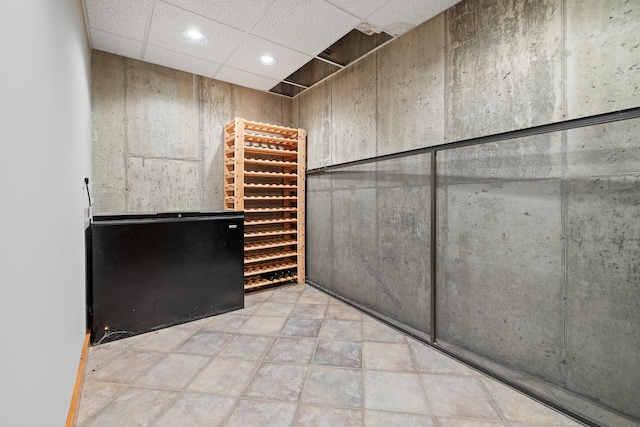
[91,29,143,59]
[367,0,462,36]
[215,67,280,91]
[85,0,150,41]
[251,0,361,56]
[326,0,389,19]
[147,1,245,64]
[161,0,275,31]
[144,45,221,78]
[226,35,312,81]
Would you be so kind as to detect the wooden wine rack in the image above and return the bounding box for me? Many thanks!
[224,118,306,290]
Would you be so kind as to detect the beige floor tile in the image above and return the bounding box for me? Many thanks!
[422,374,500,420]
[279,318,323,337]
[363,342,416,372]
[187,357,258,396]
[478,376,582,426]
[233,301,262,315]
[76,381,127,424]
[152,391,237,427]
[243,362,309,401]
[94,332,151,350]
[265,337,317,364]
[325,303,363,321]
[269,290,302,303]
[434,416,507,427]
[320,320,362,341]
[362,321,407,343]
[365,410,435,427]
[85,345,123,374]
[225,399,298,427]
[408,340,476,376]
[80,387,176,426]
[175,318,209,330]
[217,334,274,360]
[255,302,295,317]
[295,404,363,427]
[85,350,164,385]
[301,365,363,408]
[132,326,196,352]
[175,331,233,356]
[290,303,328,319]
[282,284,307,293]
[78,286,581,427]
[313,339,362,368]
[201,314,250,333]
[364,370,430,414]
[238,315,287,335]
[134,353,209,390]
[298,291,331,304]
[246,289,275,301]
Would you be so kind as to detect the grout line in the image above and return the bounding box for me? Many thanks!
[475,370,511,425]
[292,300,328,425]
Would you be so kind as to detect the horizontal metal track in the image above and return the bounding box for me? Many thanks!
[307,106,640,175]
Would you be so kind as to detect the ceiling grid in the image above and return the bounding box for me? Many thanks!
[83,0,462,97]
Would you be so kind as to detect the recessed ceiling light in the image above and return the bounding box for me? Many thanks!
[259,55,278,66]
[183,29,207,44]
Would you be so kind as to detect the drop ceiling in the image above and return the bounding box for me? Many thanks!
[83,0,462,97]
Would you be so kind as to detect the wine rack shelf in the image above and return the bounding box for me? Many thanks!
[224,117,306,291]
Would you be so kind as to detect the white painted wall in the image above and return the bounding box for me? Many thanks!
[0,0,91,424]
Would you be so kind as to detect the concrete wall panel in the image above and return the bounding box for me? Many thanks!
[567,119,640,178]
[331,54,377,164]
[565,175,640,419]
[291,96,300,128]
[330,164,377,191]
[376,184,431,334]
[377,14,445,155]
[126,157,200,212]
[92,51,292,214]
[126,60,200,159]
[202,78,233,211]
[566,0,640,117]
[91,51,127,213]
[300,80,332,169]
[232,85,289,126]
[331,185,379,305]
[282,96,293,128]
[437,177,564,383]
[306,178,333,286]
[439,134,564,184]
[446,0,564,141]
[377,156,432,188]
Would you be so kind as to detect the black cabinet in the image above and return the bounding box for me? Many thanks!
[88,212,244,344]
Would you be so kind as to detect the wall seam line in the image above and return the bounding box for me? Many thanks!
[123,57,130,212]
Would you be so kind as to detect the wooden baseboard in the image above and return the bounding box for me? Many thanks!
[66,331,91,427]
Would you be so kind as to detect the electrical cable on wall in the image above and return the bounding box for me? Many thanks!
[84,177,91,207]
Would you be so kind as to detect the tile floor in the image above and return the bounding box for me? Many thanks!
[77,284,582,427]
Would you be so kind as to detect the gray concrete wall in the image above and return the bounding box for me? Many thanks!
[91,50,292,214]
[307,156,432,340]
[299,0,640,422]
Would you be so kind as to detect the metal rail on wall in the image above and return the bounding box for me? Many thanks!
[306,106,640,175]
[304,105,640,427]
